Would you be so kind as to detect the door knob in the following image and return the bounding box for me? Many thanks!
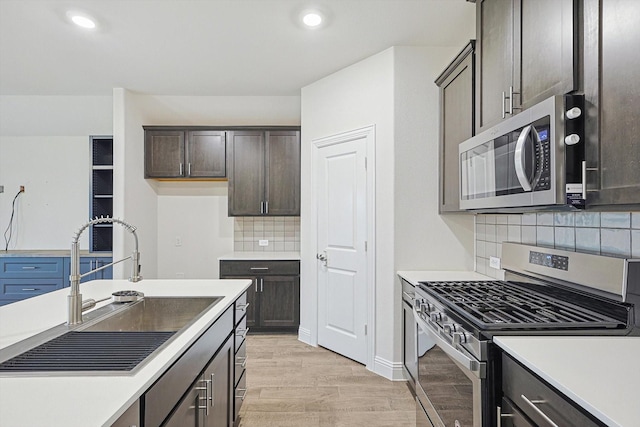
[316,252,327,267]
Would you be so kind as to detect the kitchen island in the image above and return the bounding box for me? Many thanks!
[0,278,251,427]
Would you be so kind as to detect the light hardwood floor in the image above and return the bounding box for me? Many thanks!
[238,334,416,427]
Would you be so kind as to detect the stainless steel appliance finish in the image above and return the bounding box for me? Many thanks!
[413,243,639,427]
[402,279,418,390]
[459,94,585,211]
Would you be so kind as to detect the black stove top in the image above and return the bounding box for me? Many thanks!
[417,280,631,331]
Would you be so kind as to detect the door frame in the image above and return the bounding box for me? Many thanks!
[311,125,376,369]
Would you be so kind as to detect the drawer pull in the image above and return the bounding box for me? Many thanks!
[236,356,247,368]
[236,302,250,312]
[21,266,38,270]
[250,267,269,271]
[521,394,559,427]
[21,288,38,291]
[236,328,248,339]
[235,388,247,400]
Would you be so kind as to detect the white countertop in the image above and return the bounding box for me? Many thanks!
[218,251,300,261]
[0,278,251,427]
[0,250,111,257]
[397,270,492,286]
[495,336,640,427]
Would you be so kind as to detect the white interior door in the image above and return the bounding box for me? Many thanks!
[316,134,368,364]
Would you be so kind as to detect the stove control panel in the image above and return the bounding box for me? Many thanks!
[529,250,569,271]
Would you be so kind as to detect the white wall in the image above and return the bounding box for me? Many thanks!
[300,46,474,379]
[0,96,112,250]
[112,91,300,279]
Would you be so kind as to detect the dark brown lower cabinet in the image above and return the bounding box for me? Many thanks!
[220,260,300,333]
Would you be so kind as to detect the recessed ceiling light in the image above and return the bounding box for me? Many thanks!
[66,11,97,29]
[302,12,323,28]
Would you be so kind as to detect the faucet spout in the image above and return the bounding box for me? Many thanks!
[68,216,142,325]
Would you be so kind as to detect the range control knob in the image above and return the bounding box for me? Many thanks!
[415,299,426,313]
[443,323,459,334]
[566,107,582,119]
[430,312,443,323]
[564,134,581,145]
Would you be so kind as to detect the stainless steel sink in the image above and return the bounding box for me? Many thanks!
[0,296,223,375]
[79,297,223,332]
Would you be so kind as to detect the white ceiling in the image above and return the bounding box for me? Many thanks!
[0,0,476,96]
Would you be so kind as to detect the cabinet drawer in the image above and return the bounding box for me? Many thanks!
[235,291,248,325]
[234,338,247,387]
[499,397,534,427]
[1,278,64,297]
[220,260,299,277]
[234,370,247,421]
[502,354,603,427]
[0,258,64,278]
[235,315,247,353]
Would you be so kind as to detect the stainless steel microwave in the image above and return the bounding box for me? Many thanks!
[459,94,585,211]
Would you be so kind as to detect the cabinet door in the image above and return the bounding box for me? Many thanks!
[514,0,576,110]
[476,0,514,133]
[95,257,113,279]
[203,338,232,427]
[584,0,640,207]
[163,384,203,427]
[259,275,300,328]
[437,42,475,213]
[187,130,227,178]
[227,131,265,215]
[145,130,185,178]
[265,131,301,215]
[245,278,258,328]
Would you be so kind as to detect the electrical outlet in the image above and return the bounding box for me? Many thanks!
[176,272,185,278]
[489,256,501,270]
[175,236,182,247]
[0,185,4,193]
[258,239,269,247]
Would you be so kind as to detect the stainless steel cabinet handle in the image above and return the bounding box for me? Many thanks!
[21,288,37,291]
[236,302,250,311]
[250,267,269,271]
[520,394,559,427]
[236,388,248,400]
[179,163,184,176]
[236,328,249,339]
[210,373,215,407]
[402,291,414,301]
[502,91,507,119]
[497,406,514,427]
[196,380,209,416]
[236,356,248,368]
[264,201,268,214]
[188,162,192,176]
[21,266,37,270]
[260,277,263,292]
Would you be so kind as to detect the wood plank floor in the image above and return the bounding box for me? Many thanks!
[238,334,416,427]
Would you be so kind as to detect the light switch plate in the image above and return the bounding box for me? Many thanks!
[258,239,269,246]
[489,256,501,270]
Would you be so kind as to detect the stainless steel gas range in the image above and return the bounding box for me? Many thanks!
[413,243,639,427]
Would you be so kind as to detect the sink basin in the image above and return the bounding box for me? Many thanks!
[79,296,223,332]
[0,296,223,375]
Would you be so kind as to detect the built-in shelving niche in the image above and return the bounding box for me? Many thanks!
[90,136,113,252]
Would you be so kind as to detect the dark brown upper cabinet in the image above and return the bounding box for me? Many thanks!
[475,0,577,133]
[436,41,475,213]
[144,128,226,179]
[227,129,300,216]
[583,0,640,208]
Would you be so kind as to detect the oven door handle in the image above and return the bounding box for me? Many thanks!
[414,306,486,379]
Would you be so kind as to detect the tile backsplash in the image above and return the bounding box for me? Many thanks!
[475,212,640,278]
[234,217,300,252]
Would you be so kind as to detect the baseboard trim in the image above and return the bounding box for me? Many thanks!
[373,355,406,381]
[298,327,312,345]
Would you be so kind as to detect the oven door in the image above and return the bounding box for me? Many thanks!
[414,308,484,427]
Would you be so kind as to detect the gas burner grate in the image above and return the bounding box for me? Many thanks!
[418,281,627,330]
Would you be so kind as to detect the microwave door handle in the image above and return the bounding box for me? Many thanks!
[514,125,533,191]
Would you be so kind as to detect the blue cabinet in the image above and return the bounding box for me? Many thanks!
[0,255,112,306]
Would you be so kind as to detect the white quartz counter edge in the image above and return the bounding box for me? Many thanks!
[494,336,640,427]
[218,251,300,261]
[0,278,251,427]
[397,270,492,286]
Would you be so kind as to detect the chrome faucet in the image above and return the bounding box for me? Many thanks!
[68,216,142,325]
